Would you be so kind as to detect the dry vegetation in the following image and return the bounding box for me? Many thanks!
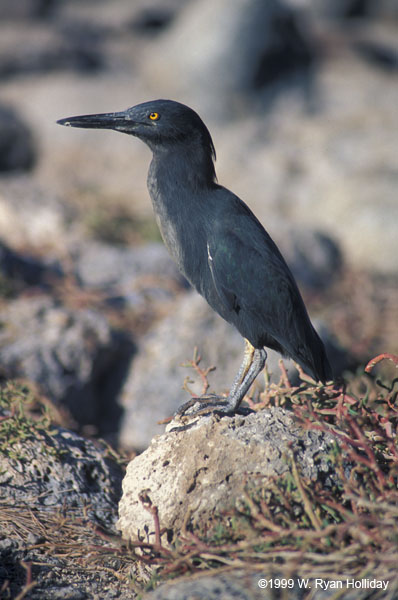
[125,354,398,597]
[1,352,397,598]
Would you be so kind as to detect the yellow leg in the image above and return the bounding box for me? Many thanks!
[229,338,255,398]
[241,339,255,382]
[174,339,266,421]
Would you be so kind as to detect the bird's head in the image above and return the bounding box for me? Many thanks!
[57,99,216,160]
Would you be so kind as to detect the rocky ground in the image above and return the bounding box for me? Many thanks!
[0,0,397,598]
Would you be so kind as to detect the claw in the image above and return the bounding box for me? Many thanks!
[175,394,229,418]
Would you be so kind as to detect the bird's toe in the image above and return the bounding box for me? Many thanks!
[174,394,228,418]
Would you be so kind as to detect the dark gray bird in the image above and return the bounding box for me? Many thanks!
[58,99,332,416]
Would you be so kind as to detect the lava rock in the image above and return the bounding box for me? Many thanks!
[0,296,133,431]
[143,570,286,600]
[0,104,36,172]
[0,22,103,80]
[0,240,63,290]
[142,0,315,118]
[142,568,380,600]
[0,425,123,528]
[0,177,76,250]
[118,407,336,544]
[73,241,183,290]
[287,229,343,291]
[0,0,55,20]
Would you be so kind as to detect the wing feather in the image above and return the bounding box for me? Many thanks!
[207,216,311,354]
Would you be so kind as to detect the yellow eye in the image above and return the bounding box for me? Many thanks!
[148,112,159,121]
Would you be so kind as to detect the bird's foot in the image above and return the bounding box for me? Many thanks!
[162,394,234,431]
[166,395,232,433]
[168,394,253,433]
[175,394,232,419]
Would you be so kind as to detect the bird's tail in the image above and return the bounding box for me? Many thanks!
[295,326,333,384]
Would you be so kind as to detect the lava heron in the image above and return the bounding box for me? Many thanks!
[58,99,332,416]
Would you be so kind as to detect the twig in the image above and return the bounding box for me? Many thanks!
[14,562,37,600]
[365,353,398,373]
[181,347,216,396]
[290,452,322,531]
[138,491,165,550]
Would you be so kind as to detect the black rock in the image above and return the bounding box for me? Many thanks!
[0,241,63,290]
[0,26,104,80]
[129,7,175,35]
[0,0,55,20]
[0,297,134,435]
[288,230,343,291]
[0,104,36,172]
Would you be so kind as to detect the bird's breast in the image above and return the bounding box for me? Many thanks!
[153,209,184,268]
[149,190,197,277]
[147,165,211,289]
[147,171,182,266]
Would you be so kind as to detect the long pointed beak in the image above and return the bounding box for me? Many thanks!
[57,110,135,131]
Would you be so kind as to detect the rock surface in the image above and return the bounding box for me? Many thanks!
[0,296,132,431]
[0,103,36,172]
[73,240,184,296]
[143,570,284,600]
[142,569,390,600]
[117,407,334,544]
[0,20,103,80]
[0,177,76,250]
[0,398,131,599]
[0,240,63,290]
[0,0,56,20]
[142,0,314,119]
[0,424,122,528]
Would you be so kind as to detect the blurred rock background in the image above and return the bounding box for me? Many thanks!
[0,0,397,451]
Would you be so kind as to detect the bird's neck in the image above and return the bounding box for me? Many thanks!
[148,142,217,197]
[146,142,217,273]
